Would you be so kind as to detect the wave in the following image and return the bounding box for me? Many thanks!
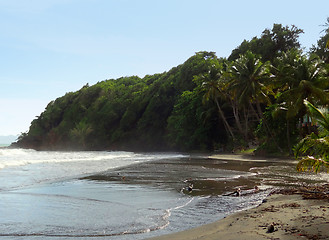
[0,148,35,156]
[204,172,258,181]
[0,150,188,192]
[0,149,187,170]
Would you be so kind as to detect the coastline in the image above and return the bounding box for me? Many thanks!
[2,150,328,239]
[208,153,296,163]
[71,153,329,239]
[147,191,329,240]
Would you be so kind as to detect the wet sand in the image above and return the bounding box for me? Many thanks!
[145,154,329,240]
[4,151,328,240]
[147,193,329,240]
[84,155,271,196]
[83,154,329,239]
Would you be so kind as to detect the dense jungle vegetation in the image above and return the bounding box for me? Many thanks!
[16,21,329,156]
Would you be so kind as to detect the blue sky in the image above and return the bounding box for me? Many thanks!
[0,0,328,136]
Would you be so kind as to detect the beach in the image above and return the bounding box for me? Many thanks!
[148,191,329,240]
[146,155,329,240]
[0,150,328,239]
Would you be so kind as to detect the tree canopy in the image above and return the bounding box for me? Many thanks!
[15,22,329,158]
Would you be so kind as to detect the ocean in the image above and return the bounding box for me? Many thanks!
[0,148,327,239]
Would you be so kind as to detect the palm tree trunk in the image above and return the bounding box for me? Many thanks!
[249,102,260,122]
[255,100,263,119]
[243,106,250,142]
[214,98,235,140]
[255,100,283,153]
[286,119,293,155]
[299,117,303,139]
[307,115,312,135]
[230,98,245,140]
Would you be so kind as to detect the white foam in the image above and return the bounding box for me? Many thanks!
[0,149,188,191]
[0,149,186,170]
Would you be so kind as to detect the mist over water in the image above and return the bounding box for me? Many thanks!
[0,149,327,240]
[0,149,184,190]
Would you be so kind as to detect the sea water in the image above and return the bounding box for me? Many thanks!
[0,149,204,239]
[0,149,184,191]
[0,148,327,240]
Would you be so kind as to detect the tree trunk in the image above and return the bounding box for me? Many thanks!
[214,98,235,140]
[255,99,283,153]
[286,118,292,155]
[307,115,312,135]
[255,100,263,120]
[230,98,245,141]
[243,106,250,143]
[250,102,260,122]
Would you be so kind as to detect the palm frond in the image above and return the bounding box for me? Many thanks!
[294,135,329,161]
[304,100,329,132]
[296,156,329,173]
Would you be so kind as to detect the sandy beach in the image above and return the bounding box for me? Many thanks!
[147,190,329,240]
[1,150,328,239]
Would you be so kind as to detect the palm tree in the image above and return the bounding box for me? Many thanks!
[227,51,275,144]
[70,121,93,149]
[195,61,235,140]
[294,100,329,172]
[310,17,329,63]
[277,51,329,135]
[228,51,273,119]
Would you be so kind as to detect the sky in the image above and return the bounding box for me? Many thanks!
[0,0,328,136]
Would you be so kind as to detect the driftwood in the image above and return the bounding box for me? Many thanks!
[272,184,329,200]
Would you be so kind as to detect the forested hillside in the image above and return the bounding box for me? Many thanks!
[16,52,221,151]
[16,22,329,154]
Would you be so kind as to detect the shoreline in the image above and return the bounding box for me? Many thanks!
[83,153,329,239]
[147,191,329,240]
[2,150,328,239]
[208,153,296,163]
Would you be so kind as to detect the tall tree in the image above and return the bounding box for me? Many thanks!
[228,51,273,122]
[273,49,329,155]
[277,52,329,122]
[229,24,304,62]
[310,17,329,63]
[194,59,235,140]
[227,51,275,145]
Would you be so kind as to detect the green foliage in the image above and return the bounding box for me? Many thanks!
[229,51,273,107]
[255,105,299,154]
[167,89,223,151]
[16,22,329,158]
[294,101,329,172]
[304,100,329,135]
[18,52,221,151]
[229,24,304,62]
[310,17,329,63]
[294,134,329,172]
[193,57,236,140]
[276,51,329,120]
[70,121,93,149]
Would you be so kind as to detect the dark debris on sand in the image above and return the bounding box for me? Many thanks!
[271,183,329,200]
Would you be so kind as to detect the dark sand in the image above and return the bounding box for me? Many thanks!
[147,193,329,240]
[82,154,329,239]
[144,155,329,240]
[85,156,259,197]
